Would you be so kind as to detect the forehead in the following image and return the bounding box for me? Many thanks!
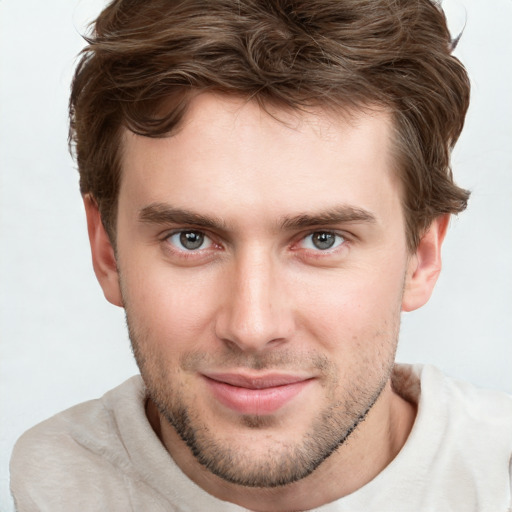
[118,94,402,228]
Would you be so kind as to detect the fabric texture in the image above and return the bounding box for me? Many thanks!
[10,364,512,512]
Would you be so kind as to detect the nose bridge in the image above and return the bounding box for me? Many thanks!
[215,245,292,351]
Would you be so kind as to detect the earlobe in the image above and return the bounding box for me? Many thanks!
[402,214,450,312]
[83,195,124,307]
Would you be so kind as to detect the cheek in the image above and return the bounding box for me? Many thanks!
[293,263,405,352]
[120,262,221,353]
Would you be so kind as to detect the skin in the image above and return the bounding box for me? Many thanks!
[85,94,448,511]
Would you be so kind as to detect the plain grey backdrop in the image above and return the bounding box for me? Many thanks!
[1,0,511,510]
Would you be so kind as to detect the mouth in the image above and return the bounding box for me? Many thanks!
[201,372,314,415]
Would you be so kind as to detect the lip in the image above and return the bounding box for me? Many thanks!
[202,372,314,415]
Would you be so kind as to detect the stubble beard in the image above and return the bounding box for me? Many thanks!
[126,313,397,489]
[154,375,387,488]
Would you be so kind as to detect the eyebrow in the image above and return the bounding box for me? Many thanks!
[139,202,376,231]
[280,206,376,230]
[139,203,227,230]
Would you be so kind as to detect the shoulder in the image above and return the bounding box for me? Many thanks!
[394,363,512,423]
[417,364,512,426]
[409,365,512,509]
[11,375,146,465]
[370,364,512,511]
[394,363,512,473]
[10,376,149,510]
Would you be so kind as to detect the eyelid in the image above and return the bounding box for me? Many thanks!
[160,226,208,240]
[303,231,344,249]
[159,227,351,257]
[292,229,351,254]
[163,228,216,252]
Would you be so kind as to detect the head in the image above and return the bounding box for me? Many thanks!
[73,0,470,495]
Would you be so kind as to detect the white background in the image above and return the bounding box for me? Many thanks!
[1,0,511,510]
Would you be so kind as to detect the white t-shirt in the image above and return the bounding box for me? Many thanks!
[10,364,512,511]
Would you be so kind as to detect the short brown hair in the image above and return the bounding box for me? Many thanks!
[70,0,470,250]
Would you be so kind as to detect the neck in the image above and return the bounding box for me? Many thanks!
[146,379,416,511]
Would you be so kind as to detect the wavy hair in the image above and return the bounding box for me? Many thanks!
[69,0,470,249]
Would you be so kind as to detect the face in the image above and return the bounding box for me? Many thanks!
[101,95,420,487]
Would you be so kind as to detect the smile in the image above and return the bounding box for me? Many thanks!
[202,373,314,415]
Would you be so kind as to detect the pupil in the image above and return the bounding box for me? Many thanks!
[180,231,204,250]
[312,232,335,250]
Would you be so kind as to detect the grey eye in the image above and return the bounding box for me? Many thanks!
[312,232,335,249]
[180,231,204,249]
[168,231,211,251]
[301,231,344,251]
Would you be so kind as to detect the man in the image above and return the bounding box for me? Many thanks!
[9,0,512,510]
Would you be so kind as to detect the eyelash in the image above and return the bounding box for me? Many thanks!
[167,230,214,251]
[297,232,346,252]
[161,229,349,258]
[161,229,219,260]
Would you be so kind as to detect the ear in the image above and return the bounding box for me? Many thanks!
[402,214,450,312]
[83,195,123,307]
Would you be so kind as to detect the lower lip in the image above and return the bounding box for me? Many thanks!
[203,377,312,415]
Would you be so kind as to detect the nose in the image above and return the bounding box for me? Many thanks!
[214,248,295,352]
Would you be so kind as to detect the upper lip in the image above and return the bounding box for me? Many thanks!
[202,372,313,389]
